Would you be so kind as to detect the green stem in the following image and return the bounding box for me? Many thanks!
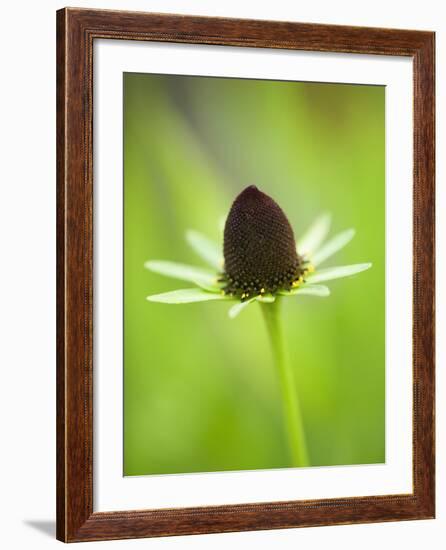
[261,298,309,467]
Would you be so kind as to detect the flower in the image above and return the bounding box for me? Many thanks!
[145,185,372,319]
[145,185,373,467]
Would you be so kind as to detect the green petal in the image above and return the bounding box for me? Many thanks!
[186,230,223,270]
[312,228,356,267]
[192,279,222,293]
[297,213,332,257]
[144,260,217,288]
[228,298,255,319]
[307,263,372,284]
[279,284,330,297]
[256,294,275,303]
[146,288,229,304]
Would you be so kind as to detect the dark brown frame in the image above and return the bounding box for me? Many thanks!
[56,7,435,542]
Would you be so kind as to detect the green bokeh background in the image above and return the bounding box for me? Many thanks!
[123,73,385,476]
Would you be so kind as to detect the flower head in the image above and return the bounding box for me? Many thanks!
[222,185,304,299]
[145,186,372,318]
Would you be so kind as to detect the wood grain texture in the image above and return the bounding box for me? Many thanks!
[56,7,435,542]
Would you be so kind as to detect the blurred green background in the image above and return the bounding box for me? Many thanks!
[123,73,385,476]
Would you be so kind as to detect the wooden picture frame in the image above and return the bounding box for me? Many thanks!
[56,7,435,542]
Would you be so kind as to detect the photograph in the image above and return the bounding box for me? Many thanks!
[123,73,385,476]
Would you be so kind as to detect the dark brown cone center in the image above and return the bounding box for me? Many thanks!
[223,186,303,298]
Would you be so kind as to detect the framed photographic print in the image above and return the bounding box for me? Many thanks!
[56,7,435,542]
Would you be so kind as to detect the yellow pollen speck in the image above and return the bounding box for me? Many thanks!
[292,280,300,288]
[306,264,315,273]
[220,290,226,296]
[260,288,265,294]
